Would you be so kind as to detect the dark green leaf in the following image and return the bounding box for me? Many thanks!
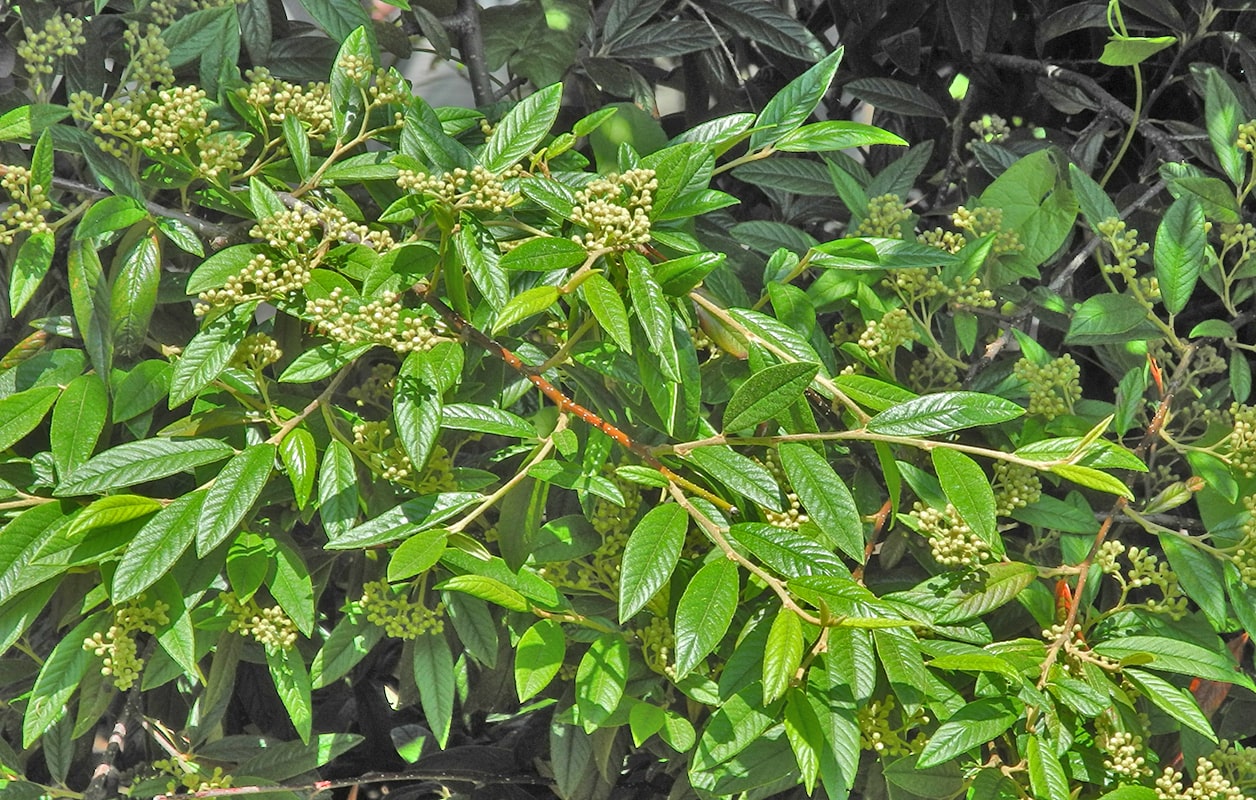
[318,440,358,538]
[326,492,481,549]
[441,403,533,438]
[866,391,1024,436]
[723,362,818,432]
[266,645,313,744]
[625,252,679,380]
[1154,196,1207,314]
[845,77,947,118]
[575,634,628,732]
[197,444,276,556]
[239,733,363,782]
[10,230,55,316]
[917,697,1021,768]
[1093,635,1255,690]
[685,445,783,512]
[49,374,107,480]
[750,47,844,149]
[110,230,161,357]
[778,443,864,562]
[619,503,687,621]
[501,237,588,271]
[298,0,373,43]
[1124,668,1217,741]
[0,386,59,453]
[728,522,846,578]
[413,631,455,747]
[169,302,257,407]
[112,491,206,602]
[56,438,235,496]
[673,558,739,678]
[1205,69,1246,186]
[936,562,1038,624]
[607,22,719,57]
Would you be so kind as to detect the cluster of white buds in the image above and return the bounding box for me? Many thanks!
[569,168,657,250]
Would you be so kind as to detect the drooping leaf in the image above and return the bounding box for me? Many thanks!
[673,558,739,679]
[619,503,687,621]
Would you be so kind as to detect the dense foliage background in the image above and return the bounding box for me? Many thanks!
[4,1,1256,799]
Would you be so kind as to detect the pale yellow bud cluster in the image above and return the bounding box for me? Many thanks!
[1229,496,1256,587]
[230,332,283,371]
[1156,757,1251,800]
[1229,403,1256,478]
[123,22,175,88]
[0,166,52,244]
[1096,539,1127,574]
[353,419,416,483]
[992,461,1042,516]
[1096,217,1150,283]
[910,502,992,568]
[397,165,521,214]
[242,68,334,140]
[153,758,234,796]
[918,227,968,254]
[855,694,928,756]
[1121,546,1189,620]
[853,307,916,361]
[415,444,458,494]
[907,349,961,393]
[16,13,86,97]
[854,193,911,238]
[766,492,809,530]
[221,591,298,651]
[251,204,393,254]
[1014,355,1082,419]
[1238,121,1256,154]
[361,579,445,638]
[337,53,375,85]
[966,113,1011,149]
[546,476,643,593]
[952,205,1023,255]
[569,168,657,250]
[305,288,447,353]
[1101,730,1152,780]
[1040,622,1120,676]
[348,363,398,408]
[637,615,675,678]
[197,252,312,312]
[83,595,171,691]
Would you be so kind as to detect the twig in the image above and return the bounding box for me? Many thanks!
[83,689,140,800]
[155,767,554,799]
[47,174,233,241]
[440,0,495,107]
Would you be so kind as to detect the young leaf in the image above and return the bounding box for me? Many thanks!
[722,362,818,432]
[197,443,276,556]
[280,428,317,510]
[774,121,907,152]
[515,619,565,702]
[413,631,455,747]
[491,285,559,334]
[618,503,687,621]
[762,609,802,704]
[389,529,448,582]
[575,634,629,732]
[778,442,864,562]
[111,230,161,358]
[1204,69,1245,187]
[673,557,739,679]
[480,83,563,172]
[1154,195,1206,315]
[750,47,844,149]
[625,251,680,381]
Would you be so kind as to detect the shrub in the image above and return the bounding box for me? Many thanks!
[3,2,1256,800]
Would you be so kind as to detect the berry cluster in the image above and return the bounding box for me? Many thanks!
[305,289,446,353]
[568,169,658,251]
[992,461,1042,516]
[1096,217,1151,285]
[231,332,283,371]
[854,193,912,238]
[152,759,234,796]
[1104,543,1189,620]
[220,591,298,651]
[966,113,1011,150]
[1238,120,1256,155]
[361,579,445,638]
[907,350,961,392]
[397,165,522,214]
[122,22,176,88]
[637,615,676,677]
[855,694,928,756]
[0,166,52,245]
[1014,354,1082,419]
[16,13,86,99]
[241,68,334,141]
[83,596,171,691]
[848,307,917,365]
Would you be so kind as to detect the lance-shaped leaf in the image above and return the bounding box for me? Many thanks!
[932,448,998,551]
[266,645,312,745]
[56,438,235,496]
[626,252,679,381]
[762,610,803,704]
[111,229,161,358]
[112,490,206,602]
[480,83,563,172]
[197,443,276,555]
[722,362,818,432]
[169,302,257,407]
[0,386,59,453]
[866,391,1024,437]
[491,285,559,334]
[750,47,844,149]
[327,492,481,549]
[1154,195,1207,315]
[575,634,628,732]
[778,442,864,562]
[673,558,739,678]
[413,631,455,747]
[917,697,1021,768]
[515,619,565,702]
[581,272,632,353]
[501,237,588,271]
[619,503,687,621]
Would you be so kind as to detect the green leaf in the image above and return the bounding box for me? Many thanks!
[389,529,448,582]
[491,285,559,334]
[845,77,948,118]
[112,360,170,422]
[775,121,907,152]
[111,230,161,358]
[580,272,633,353]
[10,230,55,315]
[68,239,113,378]
[575,634,628,732]
[270,537,315,635]
[1069,163,1120,231]
[480,83,563,172]
[112,491,205,602]
[1049,464,1134,499]
[238,733,363,782]
[50,375,107,479]
[685,445,782,512]
[1099,34,1176,66]
[280,428,317,510]
[777,442,864,562]
[154,216,203,256]
[629,702,666,747]
[515,619,565,701]
[606,21,719,57]
[728,522,846,578]
[441,403,533,438]
[197,443,275,556]
[162,5,237,67]
[318,440,358,538]
[625,251,679,381]
[266,645,313,744]
[74,196,147,240]
[0,386,59,453]
[394,376,440,471]
[23,613,103,747]
[932,448,997,550]
[1160,533,1226,625]
[436,573,530,611]
[723,362,818,432]
[866,391,1024,436]
[310,609,383,689]
[501,237,588,271]
[283,114,311,181]
[1013,437,1147,471]
[327,492,481,549]
[56,438,235,496]
[1026,734,1069,800]
[762,610,802,704]
[279,342,373,383]
[782,689,822,793]
[673,557,739,678]
[169,302,257,407]
[978,150,1078,278]
[917,697,1020,768]
[185,244,271,295]
[299,0,374,44]
[1093,635,1255,690]
[655,252,725,296]
[1205,69,1246,186]
[0,103,70,141]
[1154,196,1207,314]
[1164,174,1241,223]
[413,631,455,747]
[619,503,687,621]
[937,562,1039,624]
[691,683,781,773]
[1124,668,1217,741]
[750,47,844,149]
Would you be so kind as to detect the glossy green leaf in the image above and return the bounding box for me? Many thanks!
[1204,69,1245,186]
[762,609,802,704]
[1124,668,1216,741]
[266,644,313,744]
[575,634,628,732]
[778,442,864,561]
[867,391,1024,436]
[394,376,440,471]
[49,374,107,480]
[10,230,55,316]
[1049,464,1134,499]
[501,237,588,271]
[480,83,563,172]
[673,557,739,679]
[388,529,448,582]
[625,251,679,381]
[327,492,480,549]
[279,428,317,510]
[23,613,104,747]
[1093,635,1255,689]
[491,285,559,334]
[412,631,455,747]
[618,503,687,620]
[441,403,533,438]
[56,438,234,496]
[112,490,205,602]
[917,697,1020,768]
[317,440,358,538]
[722,362,818,432]
[112,360,171,423]
[728,522,846,578]
[1026,734,1069,800]
[685,445,782,512]
[580,272,633,353]
[1099,34,1176,66]
[775,120,906,152]
[932,448,997,550]
[197,443,275,556]
[310,609,383,689]
[978,149,1078,277]
[169,302,257,407]
[279,342,373,383]
[1154,195,1207,314]
[782,689,822,793]
[0,103,70,141]
[0,386,59,453]
[750,47,844,149]
[75,196,147,240]
[515,619,565,701]
[937,562,1038,624]
[111,230,161,358]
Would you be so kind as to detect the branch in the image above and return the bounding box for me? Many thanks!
[440,0,495,107]
[48,174,234,242]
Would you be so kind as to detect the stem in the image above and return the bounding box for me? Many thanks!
[446,417,565,534]
[440,0,495,107]
[266,369,349,446]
